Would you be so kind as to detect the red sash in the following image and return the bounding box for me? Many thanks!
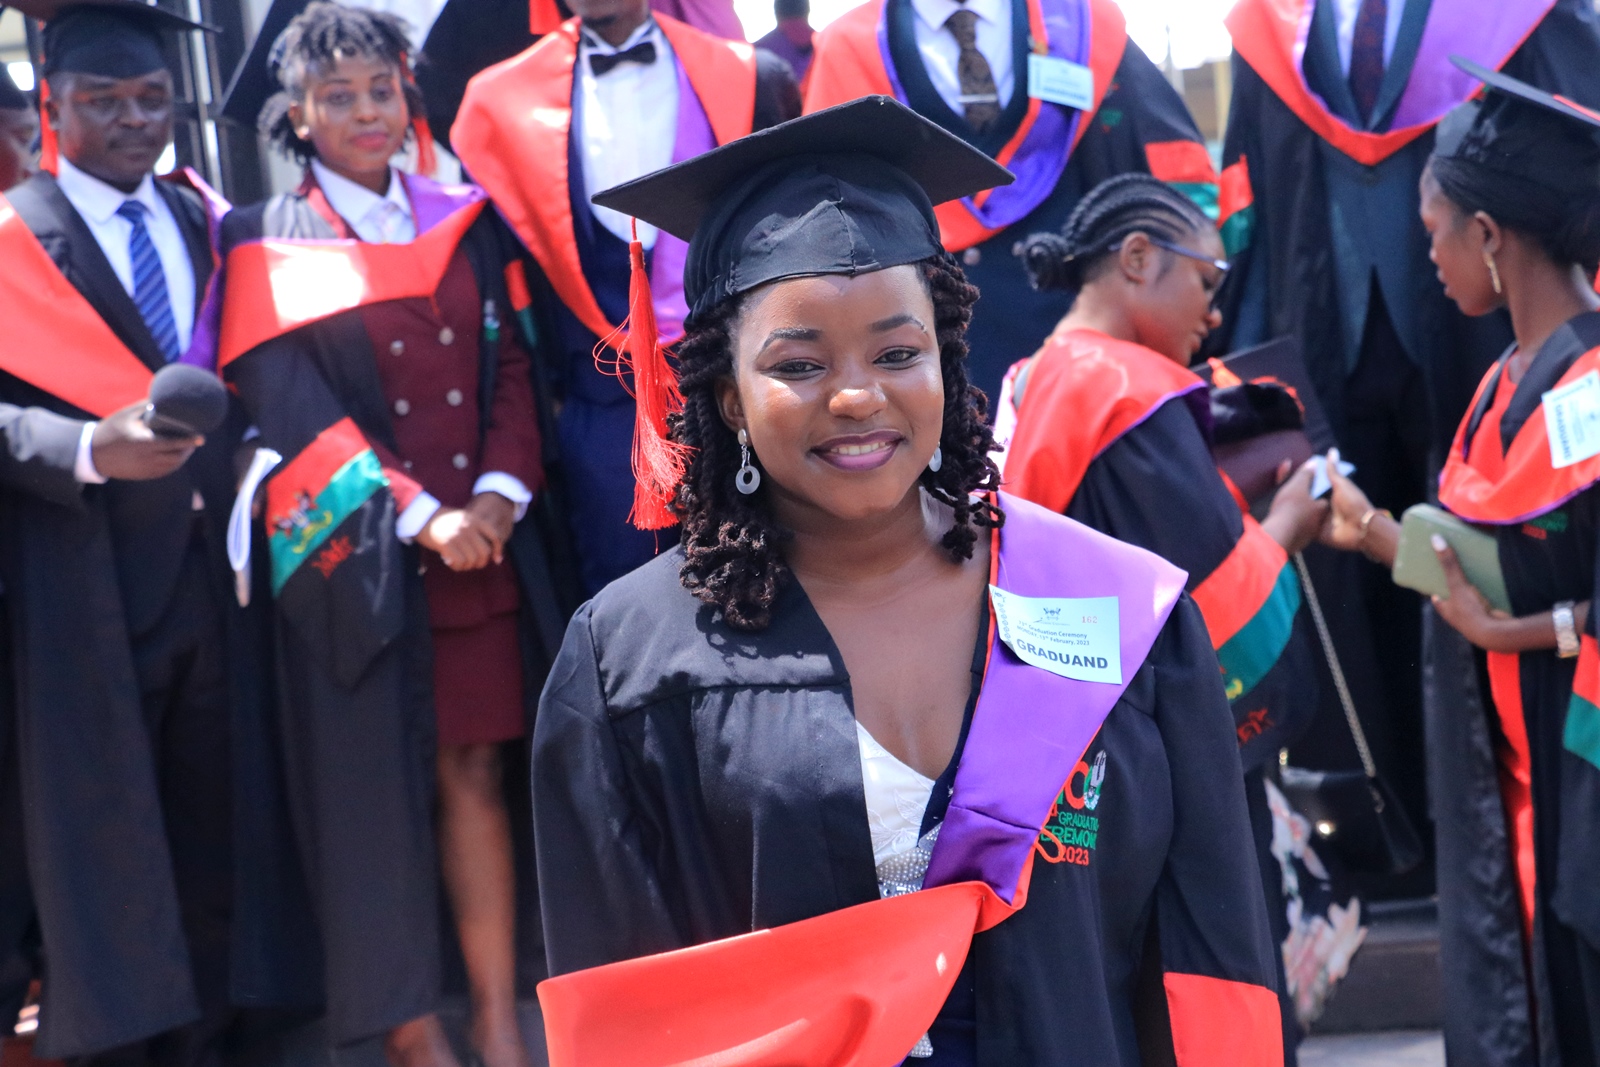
[0,168,229,417]
[0,197,154,417]
[217,198,485,370]
[1438,348,1600,524]
[451,16,758,342]
[803,0,1125,251]
[996,329,1207,513]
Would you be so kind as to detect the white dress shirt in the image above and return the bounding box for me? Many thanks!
[56,155,196,352]
[311,160,532,540]
[911,0,1015,117]
[576,18,679,248]
[1330,0,1406,77]
[57,156,198,484]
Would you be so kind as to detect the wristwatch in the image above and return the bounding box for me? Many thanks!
[1553,600,1581,659]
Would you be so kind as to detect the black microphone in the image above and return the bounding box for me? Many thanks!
[142,364,229,439]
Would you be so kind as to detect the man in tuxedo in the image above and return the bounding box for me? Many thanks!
[453,0,799,593]
[0,3,288,1064]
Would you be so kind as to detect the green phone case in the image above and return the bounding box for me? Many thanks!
[1391,503,1512,614]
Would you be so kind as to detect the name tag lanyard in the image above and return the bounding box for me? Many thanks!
[1026,27,1094,110]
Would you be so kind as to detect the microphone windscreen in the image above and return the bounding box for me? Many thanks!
[147,364,229,437]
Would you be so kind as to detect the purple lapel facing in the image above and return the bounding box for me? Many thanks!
[875,0,1090,235]
[1390,0,1556,130]
[922,492,1186,904]
[648,62,716,344]
[403,173,489,235]
[170,168,232,370]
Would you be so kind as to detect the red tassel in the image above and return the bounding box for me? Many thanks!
[596,224,692,530]
[412,115,437,177]
[529,0,565,35]
[38,78,58,176]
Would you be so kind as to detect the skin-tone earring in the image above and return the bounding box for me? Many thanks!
[735,428,761,495]
[1484,250,1503,295]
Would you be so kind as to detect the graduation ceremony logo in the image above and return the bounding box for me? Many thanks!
[1036,750,1107,866]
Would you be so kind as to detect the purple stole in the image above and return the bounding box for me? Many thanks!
[875,0,1092,235]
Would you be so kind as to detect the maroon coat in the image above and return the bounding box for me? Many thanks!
[358,248,542,634]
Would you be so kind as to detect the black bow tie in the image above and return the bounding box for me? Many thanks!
[589,40,657,76]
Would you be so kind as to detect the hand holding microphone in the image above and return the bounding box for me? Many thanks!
[91,364,229,481]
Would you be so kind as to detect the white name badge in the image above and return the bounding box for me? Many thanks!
[1543,370,1600,469]
[990,587,1121,684]
[1027,53,1094,110]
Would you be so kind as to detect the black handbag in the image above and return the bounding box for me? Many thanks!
[1277,555,1424,876]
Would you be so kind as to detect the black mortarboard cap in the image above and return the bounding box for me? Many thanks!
[1437,55,1600,178]
[592,95,1013,324]
[218,0,307,127]
[416,0,539,147]
[0,63,29,110]
[13,1,211,80]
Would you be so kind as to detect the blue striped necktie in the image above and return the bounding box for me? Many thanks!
[116,200,181,363]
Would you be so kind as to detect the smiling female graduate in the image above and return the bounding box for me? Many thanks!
[1324,60,1600,1066]
[528,96,1284,1067]
[215,6,565,1067]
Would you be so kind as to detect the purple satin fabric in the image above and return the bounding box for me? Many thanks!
[923,492,1186,903]
[876,0,1089,235]
[1290,0,1554,134]
[1390,0,1553,129]
[174,169,232,369]
[402,173,490,235]
[649,64,717,343]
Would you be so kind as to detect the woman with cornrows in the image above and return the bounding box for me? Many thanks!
[1325,61,1600,1063]
[529,98,1284,1067]
[994,173,1330,1060]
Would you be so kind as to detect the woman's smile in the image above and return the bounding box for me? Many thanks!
[813,429,904,471]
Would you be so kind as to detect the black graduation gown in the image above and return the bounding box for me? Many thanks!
[0,402,85,1026]
[1441,314,1600,1067]
[1215,0,1600,939]
[220,191,568,1043]
[533,547,1280,1066]
[0,172,286,1058]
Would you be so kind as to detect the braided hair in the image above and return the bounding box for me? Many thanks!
[1015,173,1212,293]
[259,1,423,165]
[669,254,1005,631]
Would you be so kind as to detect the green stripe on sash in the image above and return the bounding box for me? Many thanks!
[1216,563,1300,703]
[1220,204,1255,258]
[1172,181,1219,222]
[269,449,386,594]
[1565,691,1600,772]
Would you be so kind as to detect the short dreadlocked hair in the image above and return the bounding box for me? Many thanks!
[668,253,1005,631]
[259,1,423,165]
[1015,173,1213,294]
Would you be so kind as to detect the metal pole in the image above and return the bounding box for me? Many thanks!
[186,0,222,185]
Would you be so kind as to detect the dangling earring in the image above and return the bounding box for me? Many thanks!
[1485,251,1503,295]
[928,445,944,474]
[735,428,761,495]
